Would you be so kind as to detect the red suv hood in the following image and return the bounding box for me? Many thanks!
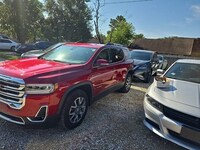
[0,58,80,79]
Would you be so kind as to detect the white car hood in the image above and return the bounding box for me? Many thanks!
[154,79,200,108]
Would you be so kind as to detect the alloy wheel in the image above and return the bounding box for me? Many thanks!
[69,97,86,124]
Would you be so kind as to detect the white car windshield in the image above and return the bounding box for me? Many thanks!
[165,62,200,83]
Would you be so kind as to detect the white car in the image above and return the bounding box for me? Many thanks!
[0,38,20,50]
[143,59,200,149]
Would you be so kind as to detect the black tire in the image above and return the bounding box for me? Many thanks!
[119,73,132,93]
[60,89,88,129]
[144,70,152,83]
[10,46,15,51]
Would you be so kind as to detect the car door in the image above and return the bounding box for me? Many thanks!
[0,39,4,49]
[109,47,126,85]
[1,39,12,49]
[90,48,115,96]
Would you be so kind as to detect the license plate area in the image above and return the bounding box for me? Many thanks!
[180,125,200,144]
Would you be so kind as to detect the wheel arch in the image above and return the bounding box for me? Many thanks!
[57,82,93,115]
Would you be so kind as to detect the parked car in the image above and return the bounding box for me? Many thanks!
[0,39,20,50]
[0,43,133,129]
[0,34,9,39]
[130,49,159,83]
[158,54,168,70]
[143,59,200,149]
[34,41,54,50]
[21,43,64,58]
[15,44,38,54]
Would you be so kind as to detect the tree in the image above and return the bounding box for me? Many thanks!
[93,0,104,43]
[0,0,44,43]
[106,15,135,45]
[134,33,144,39]
[44,0,92,42]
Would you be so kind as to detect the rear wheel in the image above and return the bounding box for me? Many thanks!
[60,89,88,129]
[119,73,132,93]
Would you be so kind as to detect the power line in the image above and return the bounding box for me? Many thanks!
[105,0,152,5]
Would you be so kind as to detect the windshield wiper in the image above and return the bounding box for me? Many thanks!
[50,59,72,64]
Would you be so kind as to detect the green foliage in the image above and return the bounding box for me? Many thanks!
[0,0,44,43]
[134,33,144,39]
[106,15,135,45]
[0,52,19,60]
[0,0,92,43]
[44,0,92,42]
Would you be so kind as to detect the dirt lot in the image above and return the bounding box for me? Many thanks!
[0,80,185,150]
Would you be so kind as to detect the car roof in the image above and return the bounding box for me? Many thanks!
[131,49,155,53]
[64,42,104,49]
[176,59,200,64]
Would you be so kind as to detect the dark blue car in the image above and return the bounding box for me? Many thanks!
[130,49,159,83]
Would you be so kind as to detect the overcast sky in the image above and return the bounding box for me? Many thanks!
[89,0,200,38]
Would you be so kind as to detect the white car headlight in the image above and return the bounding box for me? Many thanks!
[25,84,58,94]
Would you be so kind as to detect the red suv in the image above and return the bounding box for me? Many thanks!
[0,43,133,129]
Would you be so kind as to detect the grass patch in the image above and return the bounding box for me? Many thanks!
[0,52,19,60]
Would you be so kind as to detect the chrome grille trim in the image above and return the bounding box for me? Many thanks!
[0,74,25,109]
[0,112,25,125]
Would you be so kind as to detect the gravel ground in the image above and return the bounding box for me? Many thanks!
[0,80,185,150]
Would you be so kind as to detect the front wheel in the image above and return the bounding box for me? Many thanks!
[60,89,88,129]
[119,73,132,93]
[144,70,152,83]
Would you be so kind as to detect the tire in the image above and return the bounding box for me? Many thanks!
[119,73,132,93]
[10,46,15,51]
[60,89,88,129]
[144,70,152,83]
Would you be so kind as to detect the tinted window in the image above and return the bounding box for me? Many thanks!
[42,45,97,64]
[110,48,124,63]
[0,39,12,43]
[96,49,110,62]
[131,51,152,61]
[165,62,200,83]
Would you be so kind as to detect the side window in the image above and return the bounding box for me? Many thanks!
[1,39,12,43]
[96,49,109,62]
[110,48,124,63]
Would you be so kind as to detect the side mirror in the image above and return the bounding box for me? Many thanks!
[95,59,109,66]
[156,69,164,76]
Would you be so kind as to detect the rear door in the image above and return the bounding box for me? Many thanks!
[0,39,12,49]
[109,47,126,85]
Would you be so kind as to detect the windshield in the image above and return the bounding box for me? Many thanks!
[165,62,200,83]
[41,45,97,64]
[43,43,63,52]
[130,51,152,61]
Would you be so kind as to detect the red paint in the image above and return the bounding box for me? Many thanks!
[0,43,133,123]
